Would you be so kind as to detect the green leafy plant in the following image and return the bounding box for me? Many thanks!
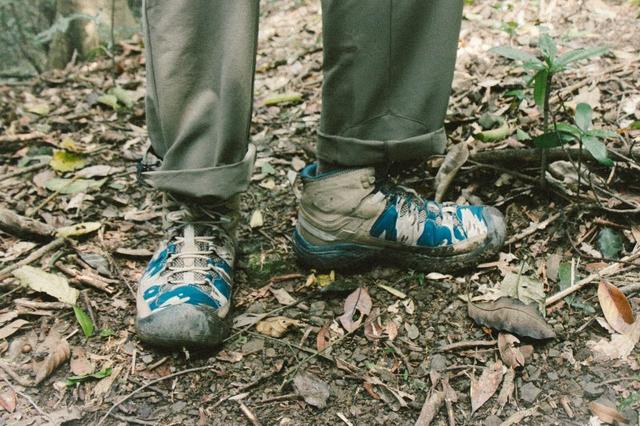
[490,32,609,185]
[65,367,112,386]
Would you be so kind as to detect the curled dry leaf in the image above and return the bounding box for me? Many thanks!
[364,376,414,412]
[13,266,79,305]
[497,332,525,368]
[364,308,384,340]
[470,361,505,414]
[468,297,556,339]
[0,319,29,340]
[434,142,469,203]
[35,338,71,384]
[316,324,331,352]
[597,281,634,334]
[293,371,330,409]
[255,316,300,338]
[588,401,629,424]
[338,287,372,333]
[588,319,640,361]
[385,320,399,341]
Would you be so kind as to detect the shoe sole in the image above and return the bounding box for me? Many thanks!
[293,207,506,273]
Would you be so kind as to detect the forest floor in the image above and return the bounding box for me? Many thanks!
[1,0,640,425]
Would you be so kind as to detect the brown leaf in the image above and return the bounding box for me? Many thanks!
[34,338,71,384]
[364,308,384,340]
[588,319,640,361]
[0,389,16,413]
[255,316,300,338]
[468,297,556,339]
[270,288,297,306]
[588,401,629,424]
[598,281,635,334]
[0,319,29,340]
[70,347,94,376]
[385,320,399,341]
[497,332,525,368]
[338,287,372,332]
[470,361,505,414]
[293,371,330,409]
[316,325,331,352]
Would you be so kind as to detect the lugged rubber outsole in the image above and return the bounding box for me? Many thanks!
[293,206,507,274]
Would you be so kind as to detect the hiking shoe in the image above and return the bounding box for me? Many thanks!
[293,164,505,273]
[135,195,238,348]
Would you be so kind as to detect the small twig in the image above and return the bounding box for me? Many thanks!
[545,249,640,306]
[0,162,47,182]
[1,377,49,419]
[235,400,261,426]
[385,341,413,374]
[143,356,168,371]
[505,212,562,245]
[435,340,497,352]
[0,361,32,387]
[97,365,222,425]
[108,414,156,426]
[0,237,66,281]
[55,262,114,294]
[29,177,80,217]
[244,330,333,362]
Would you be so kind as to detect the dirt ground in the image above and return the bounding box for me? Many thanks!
[1,0,640,425]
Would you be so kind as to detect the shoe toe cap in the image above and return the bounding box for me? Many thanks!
[482,206,506,249]
[136,303,229,348]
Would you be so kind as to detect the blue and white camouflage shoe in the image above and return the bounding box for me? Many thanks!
[136,195,238,348]
[294,164,506,272]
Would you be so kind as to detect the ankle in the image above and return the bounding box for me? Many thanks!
[316,160,340,174]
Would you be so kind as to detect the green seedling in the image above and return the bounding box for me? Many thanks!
[490,32,609,185]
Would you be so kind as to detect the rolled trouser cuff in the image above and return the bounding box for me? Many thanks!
[143,144,256,201]
[316,127,447,167]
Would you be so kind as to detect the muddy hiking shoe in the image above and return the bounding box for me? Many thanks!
[294,164,506,272]
[135,194,238,348]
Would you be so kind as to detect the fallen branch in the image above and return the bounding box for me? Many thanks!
[0,162,47,183]
[505,212,561,245]
[545,250,640,306]
[0,208,55,240]
[435,340,497,352]
[470,146,640,165]
[55,262,114,294]
[415,391,445,426]
[0,237,66,281]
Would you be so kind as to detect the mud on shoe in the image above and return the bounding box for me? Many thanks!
[293,164,506,273]
[135,195,238,348]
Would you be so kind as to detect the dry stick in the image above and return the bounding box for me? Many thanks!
[0,162,47,182]
[29,176,80,218]
[435,340,497,352]
[244,330,333,362]
[97,365,221,426]
[470,146,640,165]
[0,237,66,281]
[0,208,55,240]
[415,391,446,426]
[499,406,539,426]
[0,361,32,387]
[55,262,114,294]
[620,283,640,294]
[235,400,261,426]
[0,132,45,144]
[505,212,562,246]
[545,249,640,306]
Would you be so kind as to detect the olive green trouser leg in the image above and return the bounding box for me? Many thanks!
[141,0,463,199]
[142,0,258,200]
[318,0,463,166]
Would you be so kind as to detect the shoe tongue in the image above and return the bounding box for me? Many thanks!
[182,224,196,283]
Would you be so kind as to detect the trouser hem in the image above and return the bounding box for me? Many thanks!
[316,127,447,166]
[142,144,256,201]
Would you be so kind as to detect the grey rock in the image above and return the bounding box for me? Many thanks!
[520,382,541,404]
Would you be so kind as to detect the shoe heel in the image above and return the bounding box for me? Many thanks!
[292,228,378,270]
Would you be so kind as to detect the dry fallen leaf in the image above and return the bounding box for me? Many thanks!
[470,360,505,414]
[468,297,556,339]
[0,319,29,340]
[597,281,634,334]
[293,371,330,409]
[35,337,71,385]
[270,288,296,306]
[588,401,629,424]
[70,347,94,375]
[338,287,372,333]
[255,316,300,338]
[415,391,445,426]
[364,308,384,340]
[13,266,79,305]
[588,319,640,361]
[497,332,525,368]
[0,388,16,413]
